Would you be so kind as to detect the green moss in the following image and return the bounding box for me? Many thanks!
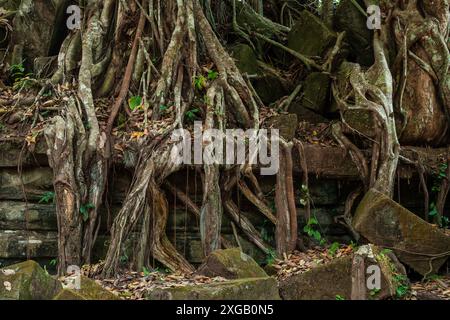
[147,277,280,300]
[279,256,353,300]
[288,10,337,57]
[335,0,374,66]
[54,276,119,300]
[0,260,62,300]
[231,44,259,75]
[342,109,375,137]
[301,72,331,114]
[354,189,450,276]
[197,248,268,279]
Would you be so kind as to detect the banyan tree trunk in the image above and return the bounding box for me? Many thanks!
[5,0,448,277]
[102,0,263,277]
[392,0,450,145]
[333,0,449,197]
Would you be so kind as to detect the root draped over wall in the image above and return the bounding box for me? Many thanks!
[7,0,446,276]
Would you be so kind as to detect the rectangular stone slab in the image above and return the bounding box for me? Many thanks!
[353,189,450,276]
[147,277,280,300]
[0,201,57,230]
[278,245,406,300]
[3,137,444,179]
[0,139,48,167]
[0,230,58,258]
[0,260,62,300]
[0,168,53,201]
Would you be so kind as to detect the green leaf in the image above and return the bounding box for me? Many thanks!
[370,288,381,297]
[80,203,95,222]
[207,70,218,81]
[39,191,55,204]
[194,75,207,90]
[335,295,345,300]
[313,230,322,241]
[185,108,200,122]
[428,203,438,217]
[143,266,151,277]
[328,242,340,256]
[128,96,143,111]
[396,285,409,298]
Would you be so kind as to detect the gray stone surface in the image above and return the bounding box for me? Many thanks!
[279,245,407,300]
[288,10,337,57]
[197,248,268,279]
[147,277,280,300]
[354,189,450,276]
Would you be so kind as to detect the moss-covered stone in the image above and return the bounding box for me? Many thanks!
[288,10,337,57]
[53,276,119,300]
[299,72,331,114]
[0,260,62,300]
[0,167,54,201]
[279,244,406,300]
[197,248,268,279]
[335,0,374,66]
[230,44,287,105]
[53,289,86,300]
[252,74,288,105]
[0,0,21,11]
[353,189,450,276]
[231,44,259,75]
[332,62,375,135]
[147,277,280,300]
[0,201,56,230]
[0,230,57,259]
[0,138,48,167]
[7,0,67,68]
[288,102,328,124]
[342,109,375,137]
[265,114,298,141]
[280,256,353,300]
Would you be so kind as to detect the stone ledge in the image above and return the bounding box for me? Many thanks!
[147,277,280,300]
[1,138,445,179]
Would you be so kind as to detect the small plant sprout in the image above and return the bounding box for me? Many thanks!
[39,191,55,204]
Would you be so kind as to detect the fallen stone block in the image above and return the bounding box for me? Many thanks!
[279,244,407,300]
[54,276,119,300]
[335,0,373,66]
[353,189,450,276]
[265,114,298,141]
[288,10,337,57]
[196,248,268,279]
[299,72,331,114]
[147,277,280,300]
[0,260,62,300]
[231,44,259,75]
[6,0,67,67]
[288,103,329,124]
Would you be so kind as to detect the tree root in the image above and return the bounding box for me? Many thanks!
[275,140,300,255]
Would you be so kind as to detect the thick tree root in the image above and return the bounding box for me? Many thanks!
[275,140,299,256]
[44,98,84,275]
